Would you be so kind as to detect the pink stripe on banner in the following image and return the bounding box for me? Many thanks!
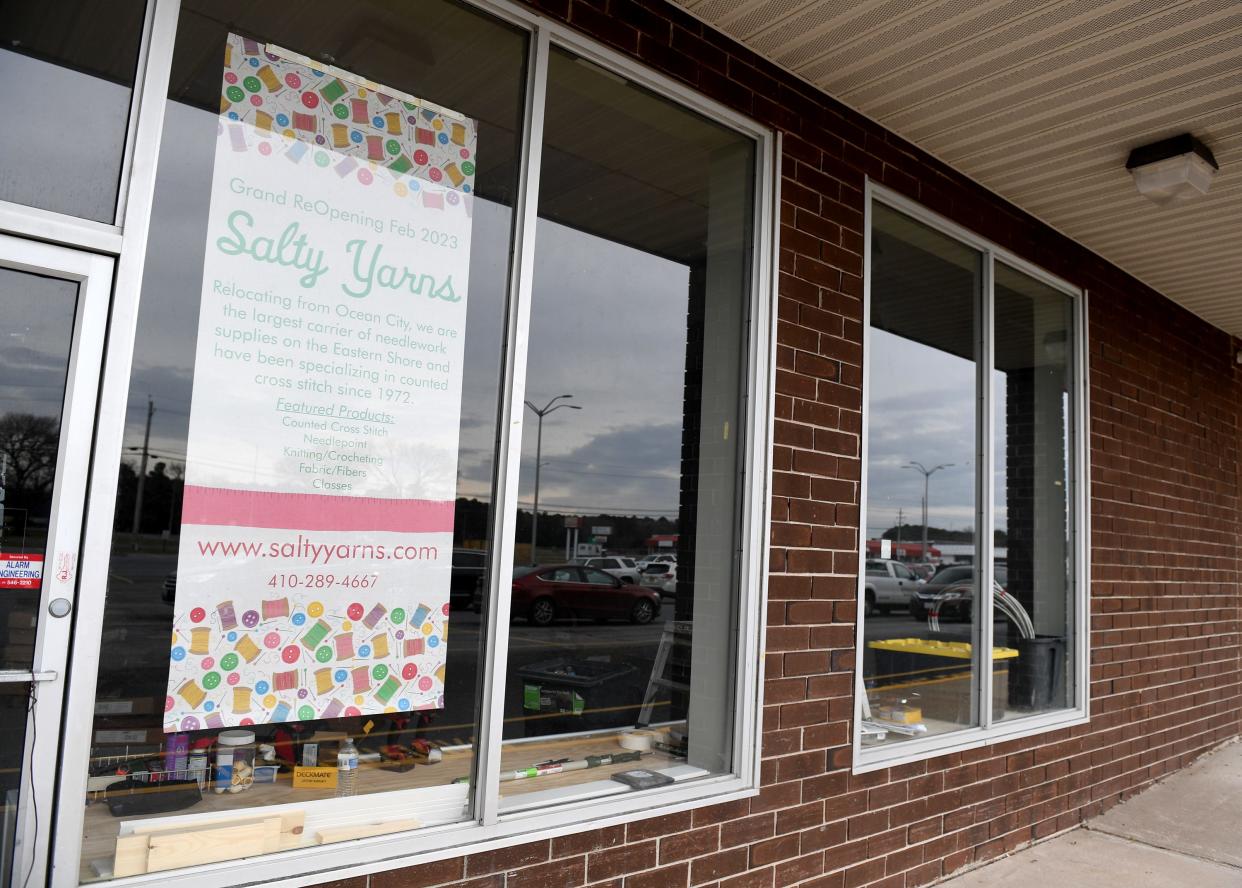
[181,485,454,533]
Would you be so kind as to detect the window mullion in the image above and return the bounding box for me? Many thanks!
[473,22,550,828]
[978,252,995,730]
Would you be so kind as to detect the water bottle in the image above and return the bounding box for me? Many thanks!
[336,738,358,797]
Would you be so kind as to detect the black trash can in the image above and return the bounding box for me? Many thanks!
[1007,635,1066,711]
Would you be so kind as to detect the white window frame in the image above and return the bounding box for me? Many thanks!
[3,1,780,886]
[853,181,1091,773]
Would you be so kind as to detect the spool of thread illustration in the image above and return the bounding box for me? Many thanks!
[254,110,273,132]
[205,712,224,729]
[351,665,371,693]
[362,603,387,630]
[403,637,424,657]
[189,627,211,655]
[350,98,368,123]
[301,618,331,650]
[320,78,347,102]
[389,154,412,174]
[241,37,260,55]
[219,96,231,114]
[178,679,206,708]
[293,111,316,133]
[374,675,400,703]
[443,162,465,188]
[366,134,384,161]
[450,122,466,146]
[223,43,233,68]
[286,140,308,164]
[409,604,430,627]
[320,698,344,719]
[334,632,355,659]
[234,634,261,663]
[384,112,401,135]
[227,125,247,153]
[434,665,445,683]
[217,600,238,631]
[261,597,289,620]
[314,667,334,695]
[415,127,435,146]
[256,64,281,92]
[334,156,357,178]
[272,701,291,722]
[370,634,389,659]
[331,123,349,149]
[233,687,252,713]
[274,669,298,692]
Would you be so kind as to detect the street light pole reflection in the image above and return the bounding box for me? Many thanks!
[525,394,581,564]
[902,460,953,560]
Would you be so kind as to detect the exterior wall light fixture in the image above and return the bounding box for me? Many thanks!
[1126,133,1218,206]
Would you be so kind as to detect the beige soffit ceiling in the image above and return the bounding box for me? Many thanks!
[673,0,1242,338]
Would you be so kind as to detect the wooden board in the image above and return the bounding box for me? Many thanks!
[145,815,282,873]
[113,810,305,875]
[315,818,421,844]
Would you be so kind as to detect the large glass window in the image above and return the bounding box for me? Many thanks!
[0,0,147,222]
[859,193,1083,763]
[73,4,769,882]
[498,47,754,809]
[82,1,527,879]
[994,262,1076,720]
[862,204,982,747]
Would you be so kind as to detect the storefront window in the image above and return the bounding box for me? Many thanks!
[859,192,1083,763]
[73,2,769,882]
[498,47,754,807]
[994,263,1076,720]
[82,0,527,879]
[862,204,982,747]
[0,0,147,222]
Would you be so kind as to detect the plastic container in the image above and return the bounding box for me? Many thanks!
[336,737,358,797]
[214,729,256,794]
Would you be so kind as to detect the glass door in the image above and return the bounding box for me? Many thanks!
[0,234,110,887]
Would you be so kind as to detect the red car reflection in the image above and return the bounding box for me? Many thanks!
[513,564,661,626]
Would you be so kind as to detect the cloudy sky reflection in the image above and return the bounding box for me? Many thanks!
[123,100,689,520]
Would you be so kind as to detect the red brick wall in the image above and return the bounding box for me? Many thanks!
[325,2,1242,886]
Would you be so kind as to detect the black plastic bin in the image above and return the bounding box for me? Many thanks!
[517,659,637,735]
[1007,635,1066,710]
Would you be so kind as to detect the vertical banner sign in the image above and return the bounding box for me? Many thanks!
[165,34,476,732]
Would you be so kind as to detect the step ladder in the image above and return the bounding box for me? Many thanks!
[636,620,693,728]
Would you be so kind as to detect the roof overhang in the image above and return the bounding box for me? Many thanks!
[674,0,1241,337]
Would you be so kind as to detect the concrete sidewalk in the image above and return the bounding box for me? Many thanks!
[939,740,1242,888]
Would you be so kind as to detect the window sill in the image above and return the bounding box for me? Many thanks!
[853,707,1089,774]
[97,769,756,888]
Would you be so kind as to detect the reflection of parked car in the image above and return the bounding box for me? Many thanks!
[906,562,937,581]
[637,553,676,570]
[863,559,921,616]
[910,565,1008,619]
[639,561,677,596]
[512,564,660,626]
[582,556,640,584]
[451,548,487,610]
